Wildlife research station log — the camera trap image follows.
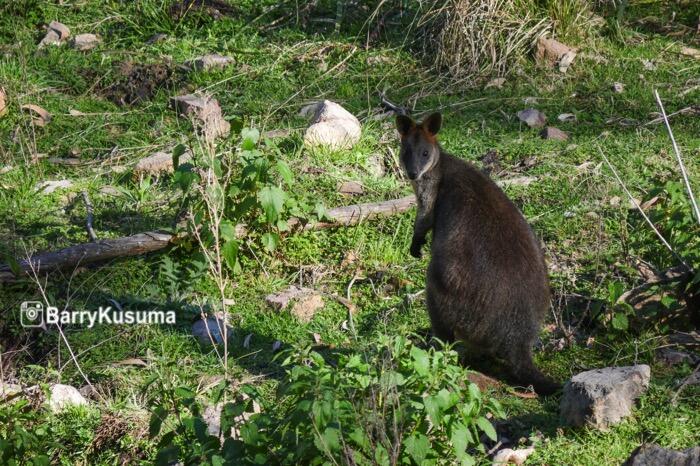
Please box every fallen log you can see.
[0,195,417,282]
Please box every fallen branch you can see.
[616,264,693,306]
[0,171,549,283]
[81,191,97,242]
[0,196,418,282]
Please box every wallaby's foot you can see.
[508,356,562,396]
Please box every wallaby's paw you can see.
[410,244,422,258]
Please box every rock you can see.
[557,113,577,122]
[303,100,361,150]
[517,108,547,128]
[192,317,234,346]
[558,50,577,73]
[612,82,625,93]
[0,383,22,400]
[99,185,121,196]
[266,286,325,323]
[38,21,70,47]
[366,153,385,177]
[338,181,364,195]
[560,365,650,430]
[641,59,656,71]
[680,46,700,59]
[299,102,321,118]
[540,126,569,141]
[203,403,223,436]
[497,176,537,188]
[170,94,230,141]
[36,179,73,194]
[657,348,699,367]
[186,54,235,71]
[623,444,700,466]
[134,149,192,176]
[146,33,168,44]
[71,33,101,51]
[535,37,575,68]
[262,128,292,139]
[48,384,88,412]
[0,165,12,174]
[492,446,535,465]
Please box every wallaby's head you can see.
[396,112,442,181]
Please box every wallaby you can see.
[397,112,560,395]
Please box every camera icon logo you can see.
[20,301,44,328]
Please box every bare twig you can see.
[653,89,700,225]
[671,363,699,406]
[597,145,690,271]
[81,191,98,242]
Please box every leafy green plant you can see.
[0,400,54,466]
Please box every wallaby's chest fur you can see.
[396,112,559,395]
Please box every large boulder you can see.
[560,365,650,430]
[623,444,700,466]
[303,100,361,150]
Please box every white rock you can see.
[186,54,235,71]
[304,100,361,150]
[612,82,625,93]
[134,149,192,176]
[493,447,535,465]
[49,384,88,412]
[71,33,101,51]
[558,113,577,122]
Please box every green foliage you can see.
[0,401,53,466]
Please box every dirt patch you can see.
[103,61,175,106]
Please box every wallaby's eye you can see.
[422,150,429,158]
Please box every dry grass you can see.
[416,0,550,81]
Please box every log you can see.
[0,196,418,282]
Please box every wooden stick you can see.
[81,191,98,242]
[0,196,418,282]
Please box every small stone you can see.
[557,113,577,122]
[558,50,577,73]
[517,108,547,128]
[71,34,101,51]
[623,444,700,466]
[304,100,361,150]
[38,29,62,48]
[192,317,234,346]
[0,383,22,400]
[36,179,73,194]
[612,82,625,93]
[49,384,88,412]
[497,176,537,188]
[134,149,192,176]
[99,185,121,196]
[186,54,235,71]
[641,59,656,71]
[680,46,700,59]
[203,403,223,436]
[535,37,574,67]
[492,446,535,465]
[262,129,292,139]
[560,365,650,430]
[540,126,569,141]
[170,94,230,141]
[657,347,699,367]
[338,181,364,195]
[266,286,324,323]
[48,21,70,40]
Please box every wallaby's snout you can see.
[396,113,442,181]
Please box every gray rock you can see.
[540,126,569,141]
[170,94,230,141]
[0,383,22,400]
[186,54,235,71]
[203,402,223,436]
[146,33,168,44]
[49,21,70,40]
[560,365,650,429]
[516,108,547,128]
[304,100,361,150]
[623,444,700,466]
[192,317,234,346]
[657,347,699,367]
[39,21,70,48]
[266,286,324,323]
[71,33,101,51]
[366,153,386,177]
[48,384,88,412]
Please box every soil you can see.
[103,61,175,106]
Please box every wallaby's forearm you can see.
[410,188,436,257]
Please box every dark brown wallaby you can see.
[397,112,560,395]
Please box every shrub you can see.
[149,335,505,465]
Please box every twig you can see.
[81,191,97,242]
[671,363,699,406]
[378,92,409,115]
[645,105,699,125]
[653,89,700,225]
[596,145,690,271]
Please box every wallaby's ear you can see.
[396,114,415,137]
[422,112,442,136]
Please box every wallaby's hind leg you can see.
[506,347,561,396]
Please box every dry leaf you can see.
[243,333,252,349]
[69,109,86,116]
[21,104,51,126]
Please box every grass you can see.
[1,0,700,464]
